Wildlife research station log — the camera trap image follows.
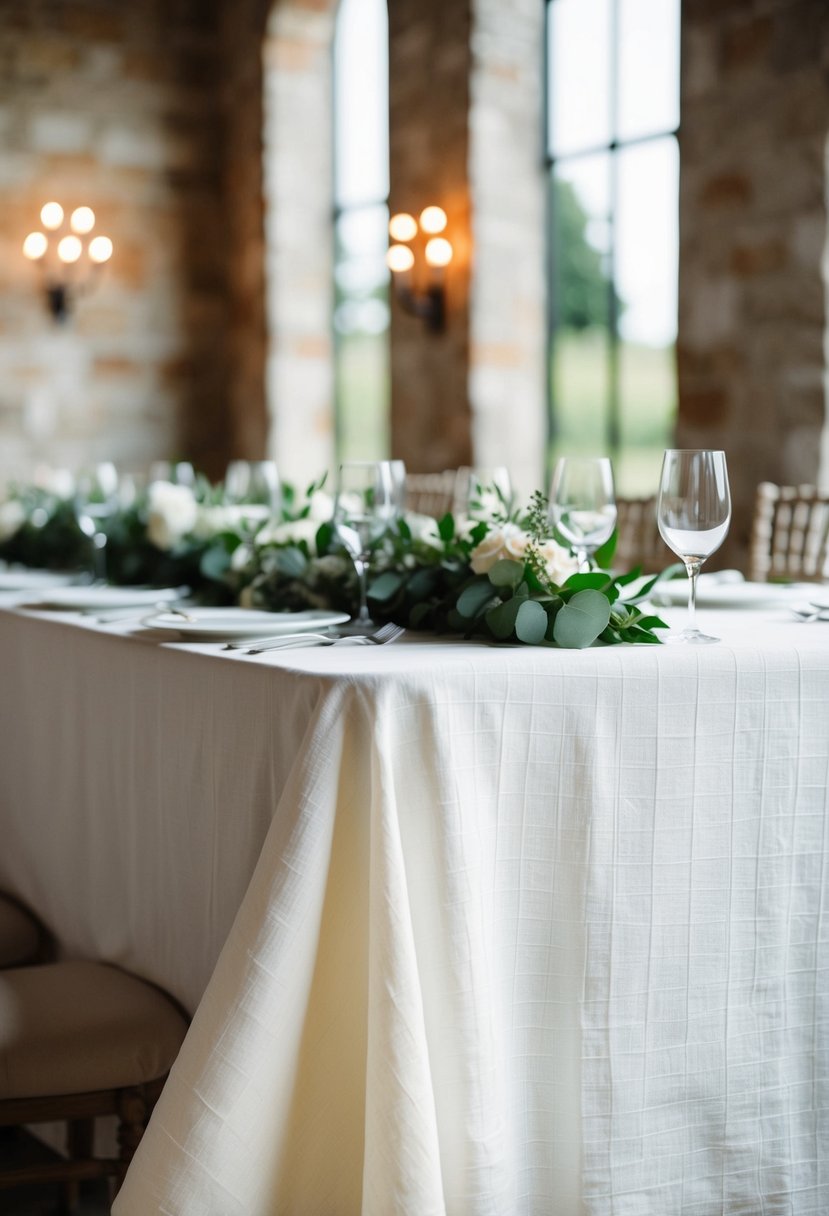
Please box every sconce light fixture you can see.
[23,202,114,322]
[386,206,453,333]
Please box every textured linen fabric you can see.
[0,603,827,1214]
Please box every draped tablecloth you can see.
[0,602,827,1215]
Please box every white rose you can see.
[538,539,579,585]
[256,518,319,553]
[404,512,442,549]
[32,465,75,499]
[307,490,334,522]
[470,524,529,574]
[146,481,198,551]
[502,526,532,562]
[230,543,253,572]
[0,499,25,542]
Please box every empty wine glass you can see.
[149,461,195,487]
[458,466,513,520]
[224,461,281,514]
[657,449,731,644]
[389,460,407,513]
[549,456,617,570]
[75,463,119,582]
[333,461,397,629]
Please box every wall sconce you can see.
[386,206,453,333]
[23,202,114,322]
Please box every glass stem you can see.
[685,559,701,633]
[93,533,108,583]
[353,554,371,625]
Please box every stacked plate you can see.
[139,608,350,642]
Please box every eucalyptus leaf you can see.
[485,596,523,639]
[199,546,232,581]
[562,571,617,599]
[368,570,405,603]
[274,546,308,577]
[515,599,549,644]
[457,579,498,619]
[552,588,612,649]
[488,559,525,588]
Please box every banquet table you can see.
[0,597,827,1215]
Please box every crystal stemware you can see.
[149,461,195,487]
[549,456,617,570]
[333,461,396,629]
[224,461,281,514]
[75,463,119,583]
[656,449,731,644]
[457,466,513,520]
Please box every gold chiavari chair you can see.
[749,482,829,583]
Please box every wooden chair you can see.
[0,960,188,1208]
[0,894,40,968]
[615,497,674,573]
[749,482,829,583]
[404,470,457,518]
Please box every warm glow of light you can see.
[388,212,417,242]
[57,235,83,264]
[88,235,113,264]
[425,237,453,268]
[70,206,95,235]
[419,206,447,235]
[23,231,48,260]
[386,244,415,273]
[40,202,64,230]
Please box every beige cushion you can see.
[0,961,188,1100]
[0,895,39,968]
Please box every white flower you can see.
[470,524,527,574]
[192,504,269,541]
[307,490,334,522]
[230,543,253,572]
[404,512,442,548]
[538,539,579,585]
[256,518,319,554]
[0,499,25,542]
[32,465,75,499]
[146,481,198,551]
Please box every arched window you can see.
[333,0,390,461]
[545,0,680,495]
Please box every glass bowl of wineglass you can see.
[333,461,397,631]
[74,463,120,583]
[549,456,617,571]
[656,449,731,643]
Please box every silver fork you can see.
[240,622,404,654]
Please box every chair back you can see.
[615,496,674,573]
[750,482,829,582]
[404,470,457,518]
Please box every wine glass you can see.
[224,460,282,528]
[457,466,513,520]
[333,461,397,629]
[75,463,119,583]
[549,456,617,570]
[657,449,731,644]
[149,461,195,487]
[389,460,407,513]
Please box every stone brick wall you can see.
[678,0,829,565]
[388,0,474,474]
[0,0,231,482]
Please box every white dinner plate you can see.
[0,568,76,592]
[28,585,188,610]
[652,576,815,609]
[139,608,351,641]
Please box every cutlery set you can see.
[226,622,404,653]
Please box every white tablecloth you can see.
[1,602,827,1214]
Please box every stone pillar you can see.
[388,0,473,474]
[469,0,547,503]
[262,0,338,489]
[678,0,829,565]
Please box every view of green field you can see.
[550,328,677,498]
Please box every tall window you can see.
[333,0,390,461]
[546,0,680,496]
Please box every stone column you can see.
[678,0,829,565]
[388,0,474,474]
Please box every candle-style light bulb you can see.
[425,237,453,268]
[419,206,448,235]
[389,213,418,242]
[57,235,83,264]
[386,245,415,274]
[23,232,48,260]
[70,206,95,235]
[88,236,113,264]
[40,202,64,230]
